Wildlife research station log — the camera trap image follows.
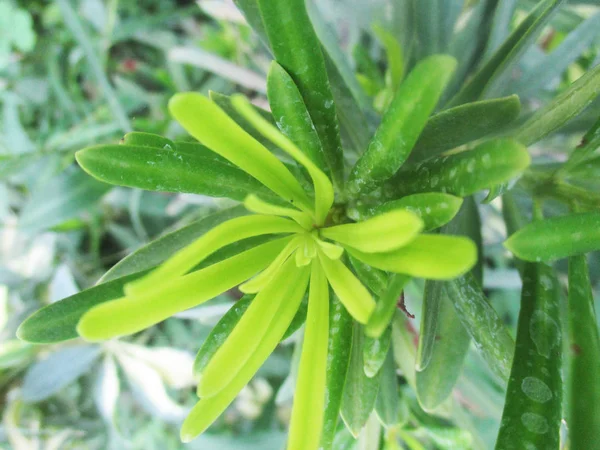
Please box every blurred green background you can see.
[0,1,599,449]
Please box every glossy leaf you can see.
[287,262,329,450]
[445,273,514,382]
[416,282,471,411]
[258,0,344,187]
[231,94,334,225]
[364,193,463,231]
[267,61,327,171]
[516,63,600,146]
[504,212,600,262]
[77,238,290,341]
[76,143,266,201]
[101,207,248,282]
[180,267,310,442]
[168,93,313,213]
[321,210,423,253]
[365,274,409,339]
[320,298,353,450]
[341,323,381,437]
[374,348,401,427]
[363,324,391,378]
[127,215,302,295]
[17,272,142,344]
[349,255,389,297]
[567,255,600,449]
[449,0,565,105]
[121,131,174,148]
[411,95,521,162]
[495,263,563,449]
[383,138,530,198]
[197,256,308,397]
[347,235,477,280]
[319,253,375,324]
[347,55,457,195]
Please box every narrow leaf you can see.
[365,274,409,339]
[375,348,402,427]
[347,55,457,195]
[321,210,423,253]
[516,63,600,146]
[341,324,381,437]
[321,298,353,450]
[347,235,477,280]
[197,256,308,397]
[411,95,521,162]
[364,193,463,231]
[504,212,600,262]
[288,262,329,450]
[267,61,328,171]
[180,266,310,442]
[76,143,267,201]
[363,325,391,378]
[258,0,344,187]
[495,263,563,449]
[567,255,600,449]
[383,138,530,199]
[77,238,291,341]
[318,253,375,324]
[168,93,313,213]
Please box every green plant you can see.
[14,0,600,449]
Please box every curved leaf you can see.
[347,55,457,195]
[504,212,600,261]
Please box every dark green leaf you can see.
[504,212,600,261]
[411,95,521,162]
[567,255,600,449]
[76,142,266,201]
[365,274,410,339]
[258,0,344,187]
[121,131,174,148]
[341,323,381,437]
[375,348,403,427]
[495,263,563,449]
[349,255,389,297]
[267,62,327,170]
[363,325,391,378]
[321,297,353,450]
[516,63,600,146]
[449,0,565,106]
[347,55,457,195]
[383,138,530,199]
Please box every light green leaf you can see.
[77,238,291,341]
[197,256,308,397]
[347,55,457,195]
[76,142,268,201]
[411,95,521,162]
[121,131,174,148]
[321,297,353,450]
[318,253,375,324]
[347,235,477,280]
[267,61,328,171]
[516,63,600,146]
[373,24,404,91]
[559,114,600,175]
[127,215,302,295]
[288,262,329,450]
[495,263,563,449]
[383,138,530,199]
[364,193,463,231]
[504,212,600,261]
[365,274,409,339]
[168,93,313,213]
[180,266,310,442]
[341,323,381,437]
[321,210,423,253]
[567,255,600,449]
[258,0,344,187]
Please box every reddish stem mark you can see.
[397,291,415,319]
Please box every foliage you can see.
[2,0,600,449]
